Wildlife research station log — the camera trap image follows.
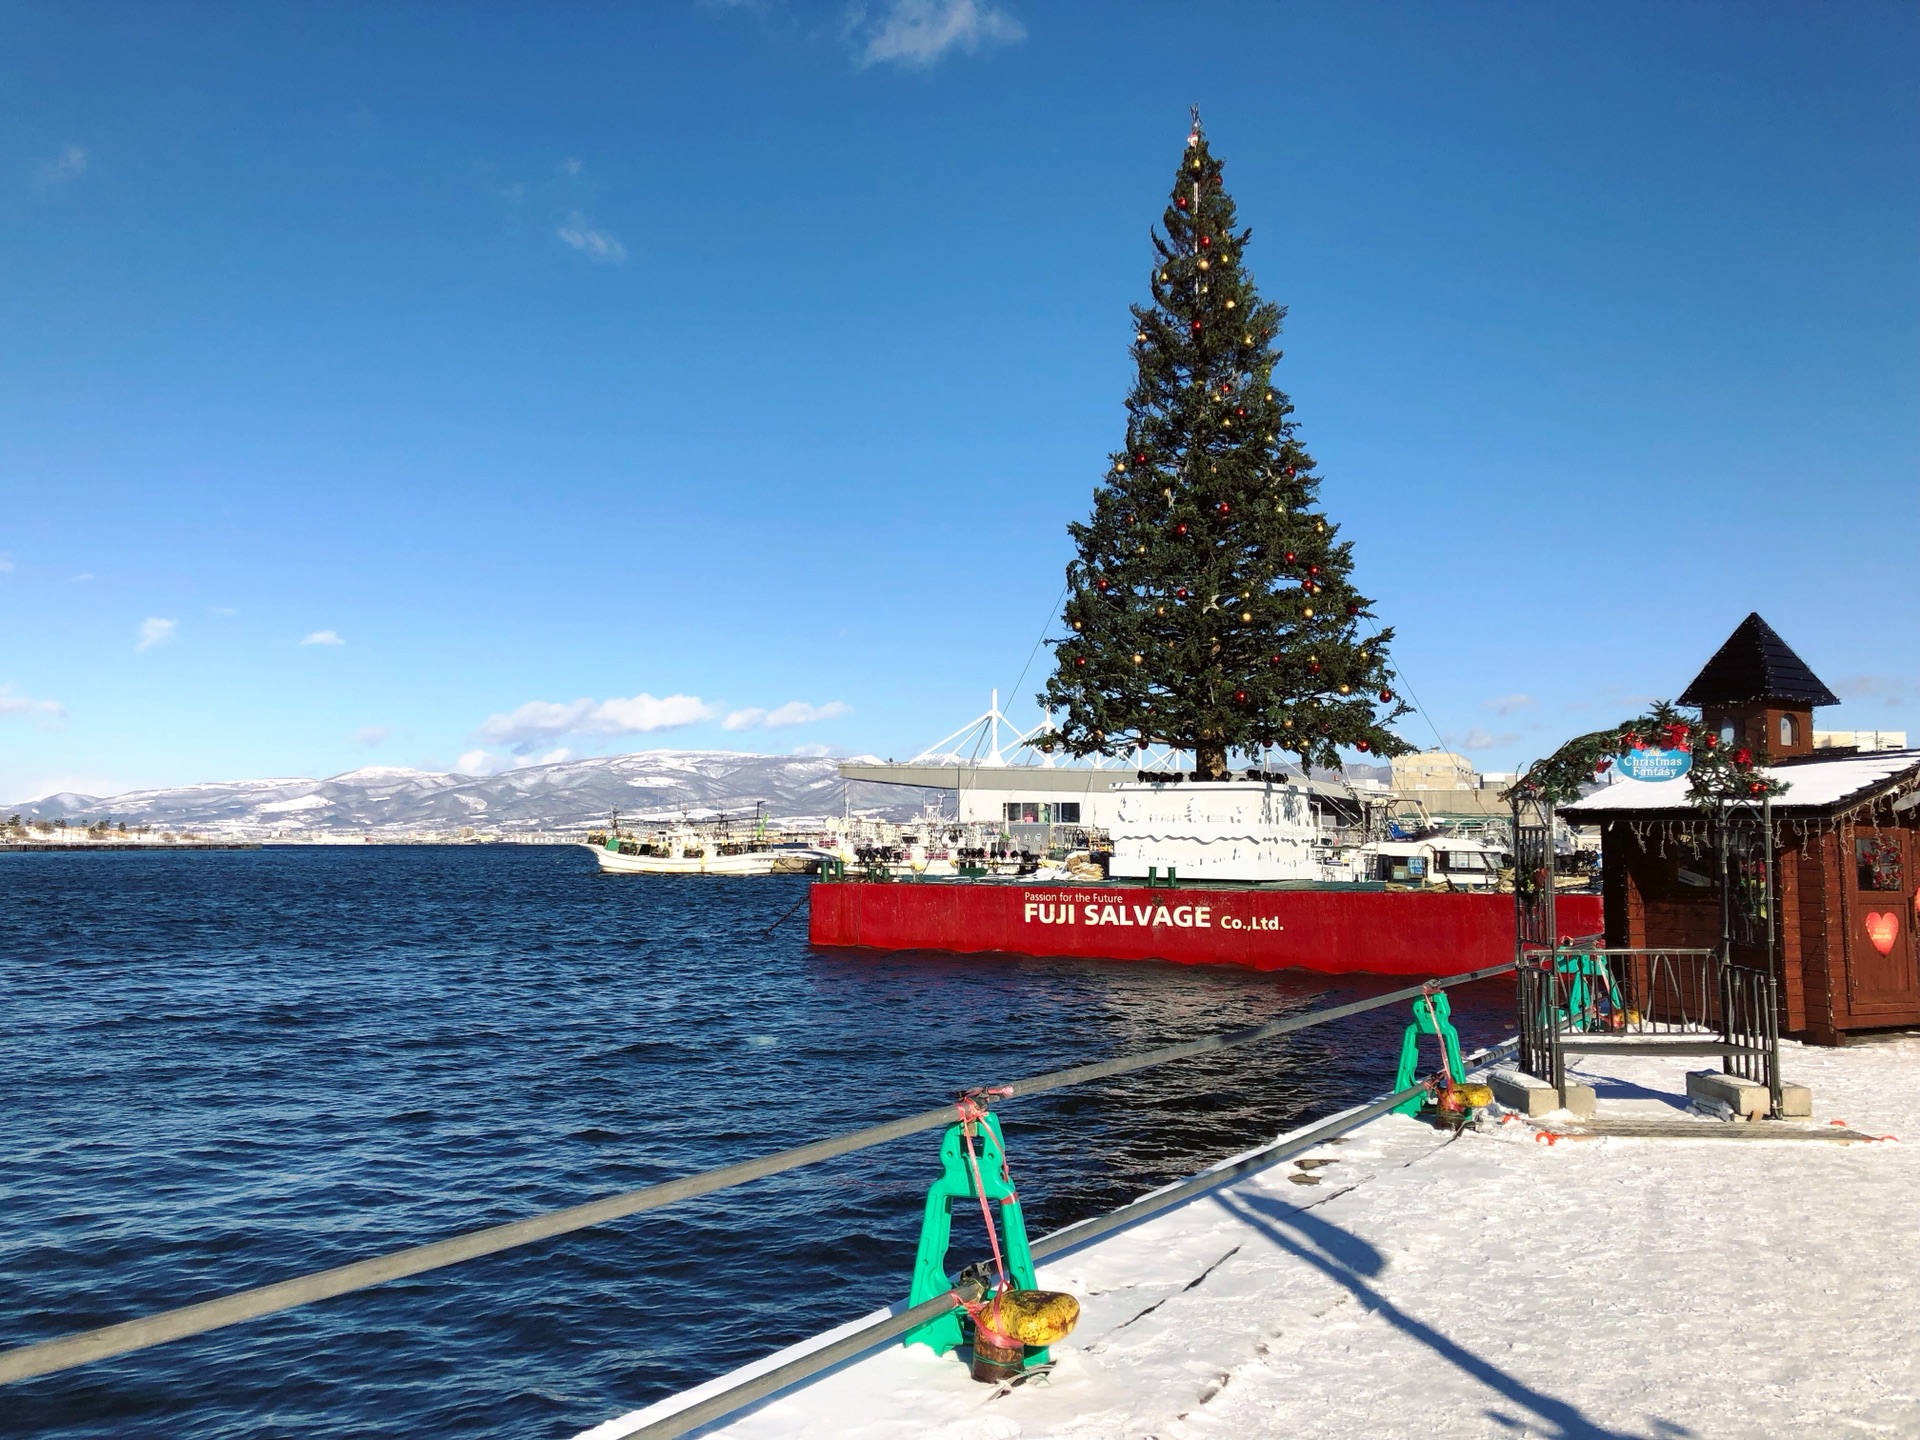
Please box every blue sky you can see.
[2,1,1915,802]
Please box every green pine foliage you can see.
[1041,116,1412,779]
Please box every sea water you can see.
[1,846,1515,1438]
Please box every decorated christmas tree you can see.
[1040,112,1411,780]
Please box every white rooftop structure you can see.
[1564,750,1920,820]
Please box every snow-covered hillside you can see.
[5,752,949,836]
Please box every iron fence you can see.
[1515,945,1781,1116]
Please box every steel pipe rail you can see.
[612,1039,1518,1440]
[0,960,1516,1388]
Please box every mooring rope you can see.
[0,960,1516,1388]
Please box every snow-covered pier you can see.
[586,1037,1917,1440]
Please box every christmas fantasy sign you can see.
[1038,112,1411,781]
[1616,747,1693,782]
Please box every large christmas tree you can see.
[1040,113,1411,780]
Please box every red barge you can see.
[809,880,1602,978]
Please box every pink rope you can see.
[955,1088,1015,1295]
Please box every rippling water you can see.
[2,846,1517,1438]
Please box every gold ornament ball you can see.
[1132,653,1143,665]
[1241,611,1252,622]
[1339,684,1350,694]
[1303,606,1314,618]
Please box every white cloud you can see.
[1449,727,1521,751]
[300,630,345,646]
[352,725,393,747]
[558,212,627,262]
[0,552,15,572]
[852,0,1025,67]
[37,144,88,187]
[724,699,852,730]
[765,699,852,728]
[1836,673,1912,707]
[136,617,177,651]
[0,687,65,723]
[1482,693,1536,717]
[475,692,718,749]
[562,157,583,177]
[456,745,574,776]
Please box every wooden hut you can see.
[1563,614,1920,1044]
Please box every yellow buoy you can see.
[1440,1082,1494,1112]
[988,1289,1081,1347]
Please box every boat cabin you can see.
[1356,839,1504,890]
[1563,615,1920,1044]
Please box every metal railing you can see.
[1516,945,1781,1114]
[0,961,1518,1392]
[614,1038,1518,1440]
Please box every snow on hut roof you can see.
[1676,612,1841,708]
[1563,749,1920,820]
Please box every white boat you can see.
[587,841,782,876]
[1351,836,1506,889]
[584,814,786,876]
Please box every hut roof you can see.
[1677,613,1840,708]
[1562,750,1920,822]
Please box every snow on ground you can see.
[583,1036,1919,1440]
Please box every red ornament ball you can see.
[1379,689,1394,703]
[1234,690,1248,704]
[1286,465,1296,477]
[1175,586,1189,598]
[1346,601,1360,616]
[1284,550,1296,564]
[1236,407,1245,417]
[1308,659,1321,674]
[1308,564,1320,576]
[1356,739,1370,752]
[1176,196,1188,209]
[1199,235,1211,248]
[1135,454,1146,464]
[1216,502,1230,515]
[1735,747,1753,766]
[1749,781,1766,794]
[1176,523,1189,537]
[1190,321,1202,333]
[1269,654,1281,667]
[1075,656,1087,668]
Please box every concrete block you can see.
[1779,1082,1813,1119]
[1560,1081,1597,1118]
[1686,1069,1768,1119]
[1490,1070,1558,1117]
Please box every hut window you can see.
[1719,722,1736,745]
[1779,714,1797,747]
[1855,837,1903,892]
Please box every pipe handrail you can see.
[0,960,1516,1388]
[610,1040,1518,1439]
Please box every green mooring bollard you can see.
[1392,989,1467,1115]
[903,1111,1046,1365]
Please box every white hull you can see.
[586,844,782,876]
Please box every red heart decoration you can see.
[1864,912,1898,955]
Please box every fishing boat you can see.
[584,809,793,876]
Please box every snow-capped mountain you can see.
[6,752,949,836]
